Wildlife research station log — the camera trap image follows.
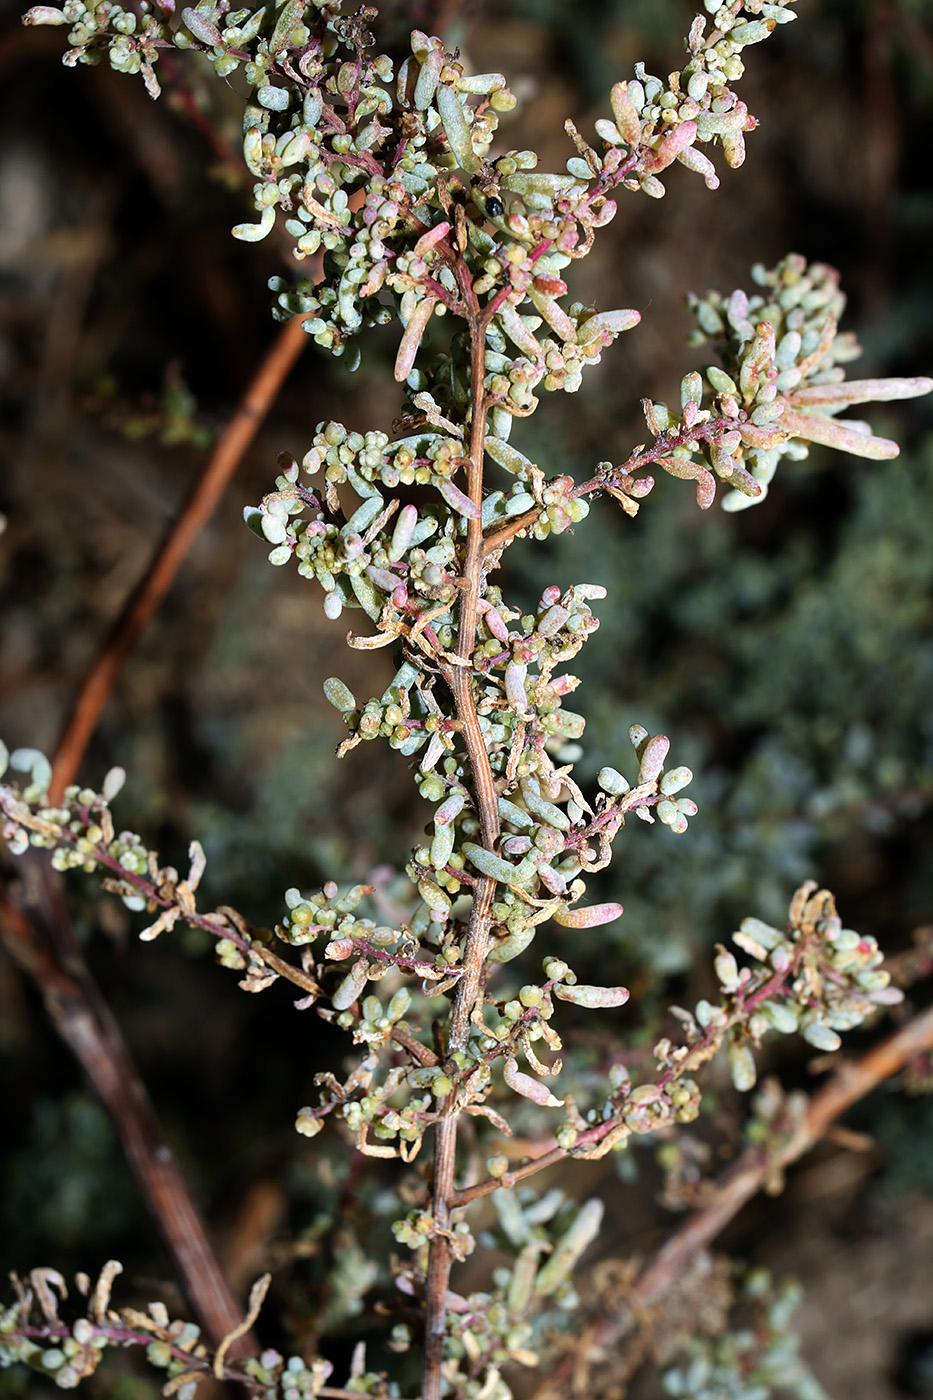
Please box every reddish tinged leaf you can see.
[553,902,623,928]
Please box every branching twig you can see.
[632,1002,933,1317]
[12,1314,383,1399]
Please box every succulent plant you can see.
[3,0,930,1396]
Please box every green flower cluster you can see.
[248,428,594,647]
[241,1349,343,1400]
[0,746,153,894]
[23,0,167,92]
[402,717,696,955]
[296,944,633,1159]
[248,429,467,625]
[0,1261,389,1399]
[0,1308,107,1391]
[479,296,640,421]
[277,879,382,947]
[303,865,898,1190]
[0,1265,206,1397]
[686,254,865,509]
[298,1042,451,1159]
[32,0,788,409]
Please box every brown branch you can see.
[49,312,309,803]
[0,874,255,1357]
[452,1136,563,1207]
[445,314,501,1047]
[539,1002,933,1391]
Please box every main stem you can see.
[422,312,501,1400]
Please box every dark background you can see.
[2,0,933,1395]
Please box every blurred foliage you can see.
[872,1093,933,1199]
[0,1094,144,1267]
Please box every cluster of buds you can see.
[25,0,804,418]
[428,1192,605,1389]
[622,254,933,513]
[0,745,198,918]
[480,289,641,422]
[23,0,169,93]
[299,1051,442,1161]
[666,880,902,1095]
[249,433,465,628]
[0,746,124,869]
[294,942,627,1154]
[400,717,695,958]
[592,2,800,200]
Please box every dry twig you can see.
[50,311,308,802]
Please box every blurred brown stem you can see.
[539,1001,933,1393]
[50,310,308,803]
[628,1002,933,1321]
[0,877,253,1355]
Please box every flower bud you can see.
[553,983,629,1008]
[597,766,629,796]
[800,1018,842,1052]
[728,1040,757,1092]
[503,1058,561,1107]
[332,960,368,1011]
[552,902,623,928]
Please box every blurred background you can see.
[2,0,933,1395]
